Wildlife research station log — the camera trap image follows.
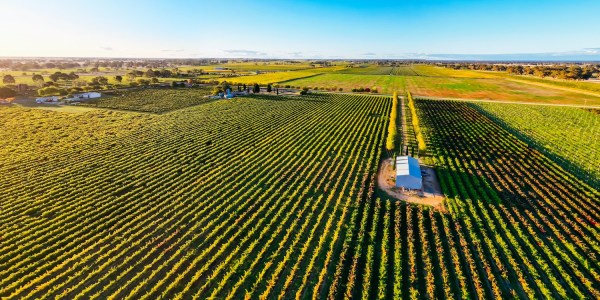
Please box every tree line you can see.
[435,63,599,80]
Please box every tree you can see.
[126,73,136,83]
[137,78,150,86]
[32,74,44,82]
[566,66,583,80]
[49,72,65,82]
[91,76,109,86]
[300,87,309,95]
[145,69,156,78]
[0,87,16,98]
[2,74,15,85]
[115,75,123,83]
[151,77,159,84]
[68,72,79,80]
[220,81,231,92]
[32,74,45,87]
[212,85,224,95]
[253,83,260,93]
[38,86,67,96]
[266,84,272,93]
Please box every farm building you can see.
[395,156,422,190]
[73,92,101,99]
[35,96,59,103]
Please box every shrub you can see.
[38,86,67,96]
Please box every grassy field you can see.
[406,76,600,105]
[334,65,419,76]
[410,65,499,78]
[391,65,419,76]
[179,62,340,73]
[281,73,406,92]
[279,70,600,105]
[335,66,395,75]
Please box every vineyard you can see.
[472,102,600,189]
[0,93,599,299]
[80,87,214,113]
[0,93,390,299]
[414,99,600,298]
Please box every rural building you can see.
[395,156,422,190]
[73,92,101,99]
[35,96,59,103]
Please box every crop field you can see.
[1,91,599,299]
[406,76,600,106]
[335,66,418,76]
[282,73,406,93]
[410,65,498,79]
[279,73,600,105]
[0,93,391,299]
[391,66,419,76]
[217,71,320,85]
[410,99,600,298]
[472,102,600,188]
[335,66,395,75]
[79,87,214,113]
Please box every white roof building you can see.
[73,92,101,99]
[395,156,422,190]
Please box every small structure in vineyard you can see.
[395,156,422,190]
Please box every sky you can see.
[1,0,599,60]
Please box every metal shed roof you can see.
[396,156,421,179]
[396,156,422,189]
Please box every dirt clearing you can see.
[378,157,446,212]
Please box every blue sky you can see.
[1,0,599,60]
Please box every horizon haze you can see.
[1,0,599,61]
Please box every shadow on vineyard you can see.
[470,102,600,191]
[416,99,600,298]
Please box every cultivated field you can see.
[472,102,600,188]
[1,92,598,299]
[414,99,600,298]
[0,93,390,299]
[218,71,320,85]
[80,87,214,113]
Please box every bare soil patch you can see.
[377,157,446,212]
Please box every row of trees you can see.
[385,92,398,151]
[407,91,426,156]
[436,63,599,80]
[351,87,378,93]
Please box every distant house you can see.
[36,96,60,103]
[395,156,422,190]
[72,92,101,99]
